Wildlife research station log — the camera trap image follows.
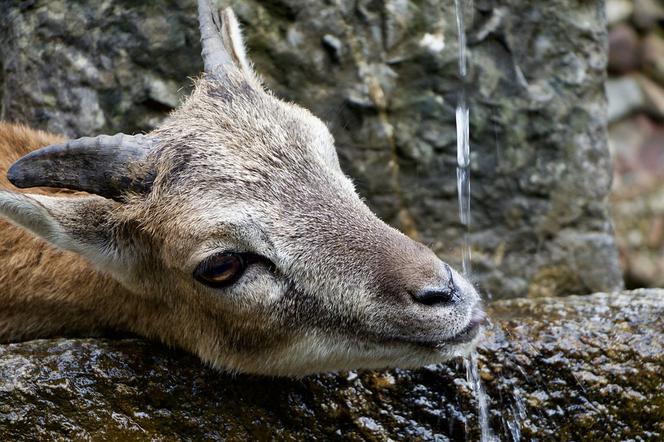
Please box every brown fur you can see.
[0,124,123,340]
[0,124,222,358]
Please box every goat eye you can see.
[194,253,246,288]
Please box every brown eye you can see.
[194,253,246,288]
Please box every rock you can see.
[608,24,641,74]
[0,0,624,299]
[636,74,664,119]
[633,0,664,31]
[611,116,664,286]
[145,74,183,109]
[607,76,646,122]
[607,0,634,25]
[609,114,657,179]
[0,289,661,440]
[322,34,344,63]
[609,110,664,287]
[642,32,664,85]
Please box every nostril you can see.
[412,286,459,306]
[412,264,461,306]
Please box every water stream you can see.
[453,1,496,441]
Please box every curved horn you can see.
[198,0,234,74]
[7,133,157,201]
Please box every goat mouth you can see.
[440,306,487,346]
[376,306,487,350]
[441,317,483,346]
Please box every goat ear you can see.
[197,3,260,86]
[219,8,254,77]
[0,191,132,271]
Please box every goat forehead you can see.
[155,96,336,192]
[169,78,329,156]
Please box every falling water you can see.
[454,0,472,278]
[465,353,493,441]
[453,1,496,441]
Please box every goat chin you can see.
[200,328,483,377]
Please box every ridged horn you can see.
[198,0,233,74]
[7,133,157,201]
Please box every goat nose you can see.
[412,265,461,306]
[412,286,459,306]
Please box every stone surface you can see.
[607,0,634,25]
[633,0,664,31]
[0,0,623,299]
[638,73,664,119]
[605,0,664,287]
[610,114,664,287]
[612,186,664,287]
[0,289,662,441]
[642,32,664,85]
[607,76,646,122]
[608,24,641,74]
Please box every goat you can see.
[0,0,484,376]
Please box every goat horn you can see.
[197,0,237,74]
[7,133,157,201]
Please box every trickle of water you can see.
[506,387,527,442]
[456,100,470,169]
[465,353,495,442]
[456,165,471,275]
[455,1,472,280]
[454,0,468,78]
[453,1,497,441]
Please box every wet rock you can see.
[0,289,661,440]
[0,0,623,299]
[608,24,641,74]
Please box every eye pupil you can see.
[194,254,246,288]
[207,256,241,281]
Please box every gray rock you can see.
[607,76,646,122]
[633,0,664,31]
[637,74,664,119]
[642,32,664,85]
[0,0,624,299]
[610,115,664,287]
[0,289,662,440]
[608,24,641,74]
[608,73,664,122]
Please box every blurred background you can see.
[606,0,664,289]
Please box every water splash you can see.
[453,1,497,441]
